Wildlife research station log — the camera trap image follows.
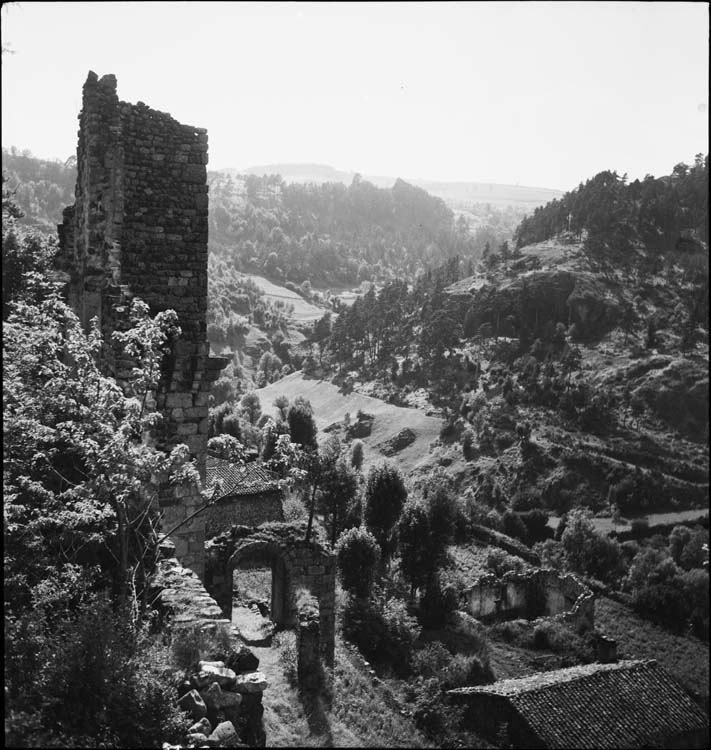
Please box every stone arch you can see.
[204,525,336,665]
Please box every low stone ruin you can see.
[150,543,268,747]
[462,567,594,631]
[176,654,267,747]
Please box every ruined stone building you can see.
[57,71,227,577]
[204,458,285,537]
[57,74,337,667]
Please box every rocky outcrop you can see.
[632,357,709,440]
[451,269,622,340]
[377,427,416,456]
[346,410,375,439]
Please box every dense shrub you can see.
[5,594,189,748]
[364,462,408,559]
[561,508,626,584]
[669,525,709,570]
[441,653,495,690]
[336,526,381,599]
[418,575,459,629]
[342,591,420,676]
[411,641,452,678]
[486,548,524,577]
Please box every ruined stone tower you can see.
[58,72,226,577]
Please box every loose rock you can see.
[178,689,208,720]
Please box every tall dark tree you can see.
[364,463,408,560]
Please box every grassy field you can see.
[242,273,325,322]
[255,372,443,475]
[595,596,709,700]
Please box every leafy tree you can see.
[364,463,408,560]
[319,455,359,547]
[425,485,457,564]
[669,525,709,571]
[4,294,197,615]
[273,394,290,422]
[240,391,262,425]
[311,312,332,366]
[350,438,364,471]
[2,179,58,319]
[398,501,432,598]
[207,434,246,464]
[288,396,318,450]
[561,508,624,583]
[336,526,381,599]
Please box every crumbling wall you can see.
[58,72,227,577]
[150,541,267,747]
[462,568,594,631]
[205,523,336,666]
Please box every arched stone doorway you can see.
[204,525,336,665]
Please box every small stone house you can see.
[448,659,708,749]
[205,457,284,537]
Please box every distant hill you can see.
[221,162,563,210]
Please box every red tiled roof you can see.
[206,457,280,498]
[449,659,708,749]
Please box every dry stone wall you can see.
[58,72,227,577]
[150,542,267,747]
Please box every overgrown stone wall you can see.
[205,523,336,666]
[58,72,227,577]
[150,542,268,747]
[462,568,594,631]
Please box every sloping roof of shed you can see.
[206,457,280,498]
[449,659,708,749]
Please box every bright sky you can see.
[1,1,708,191]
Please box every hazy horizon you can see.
[2,1,708,193]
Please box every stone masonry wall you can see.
[58,72,227,577]
[205,524,336,666]
[463,568,594,632]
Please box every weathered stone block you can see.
[178,689,207,720]
[233,671,268,694]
